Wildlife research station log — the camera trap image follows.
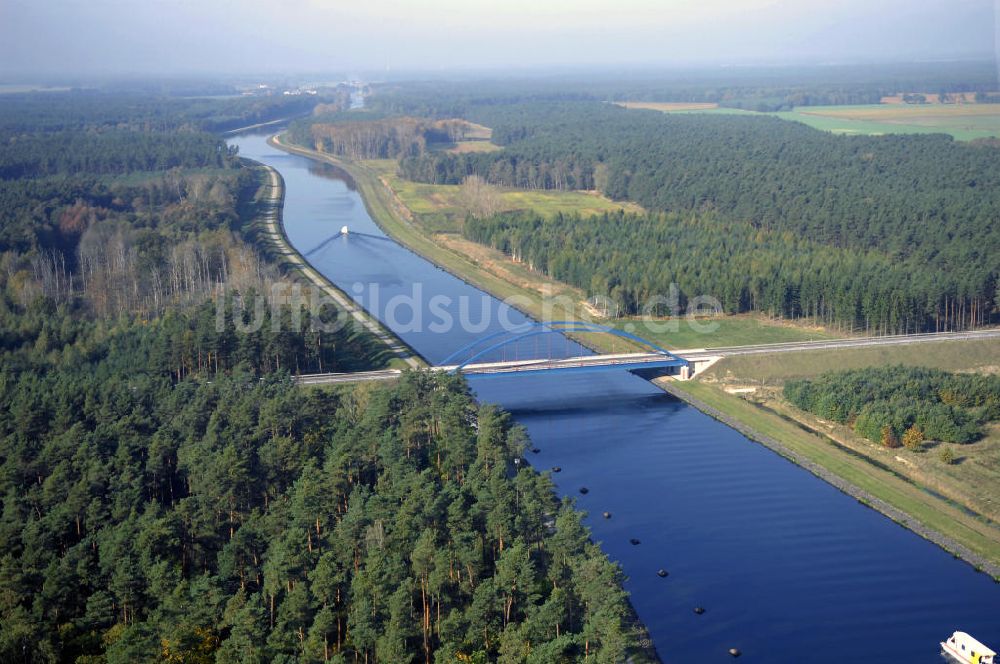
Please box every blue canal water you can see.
[232,130,1000,663]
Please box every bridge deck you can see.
[295,330,1000,386]
[439,352,687,376]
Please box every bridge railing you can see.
[438,321,688,373]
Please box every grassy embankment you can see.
[666,339,1000,569]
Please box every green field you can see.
[629,102,1000,141]
[774,105,1000,141]
[591,316,843,353]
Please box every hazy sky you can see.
[1,0,996,77]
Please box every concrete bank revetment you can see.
[249,160,422,369]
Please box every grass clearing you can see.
[441,140,503,154]
[364,159,643,235]
[881,93,980,104]
[427,121,499,154]
[458,121,493,141]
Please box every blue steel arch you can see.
[440,321,685,372]
[438,323,536,365]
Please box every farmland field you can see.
[622,100,1000,140]
[775,104,1000,140]
[881,93,978,104]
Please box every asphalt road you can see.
[295,329,1000,385]
[675,328,1000,361]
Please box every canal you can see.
[232,130,999,663]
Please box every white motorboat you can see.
[942,631,995,664]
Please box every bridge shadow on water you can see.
[500,390,686,421]
[470,370,688,422]
[303,230,394,258]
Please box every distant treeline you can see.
[784,366,1000,446]
[0,90,320,134]
[0,130,235,179]
[367,61,998,114]
[0,88,327,320]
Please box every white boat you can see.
[942,631,995,664]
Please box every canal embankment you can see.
[659,377,1000,577]
[245,158,423,369]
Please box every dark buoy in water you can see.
[657,569,668,578]
[728,648,741,657]
[531,448,541,454]
[630,538,641,545]
[602,511,612,519]
[693,607,705,615]
[579,487,589,495]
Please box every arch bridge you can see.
[437,321,692,379]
